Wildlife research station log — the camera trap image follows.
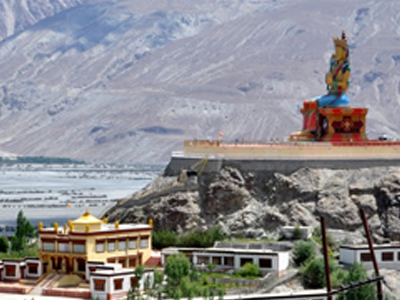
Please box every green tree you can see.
[301,258,326,288]
[337,263,376,300]
[293,240,316,266]
[237,263,259,278]
[134,265,145,287]
[0,236,9,253]
[153,269,164,288]
[11,211,35,252]
[301,257,341,289]
[164,253,191,288]
[152,230,178,250]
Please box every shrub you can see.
[301,258,326,288]
[152,230,178,250]
[301,257,341,289]
[293,225,302,240]
[237,263,259,278]
[293,240,316,266]
[337,263,376,300]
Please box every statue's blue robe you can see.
[313,94,349,107]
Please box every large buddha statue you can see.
[302,31,350,133]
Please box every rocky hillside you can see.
[104,166,400,241]
[1,0,400,163]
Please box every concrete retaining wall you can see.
[165,155,400,176]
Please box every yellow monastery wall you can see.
[183,142,400,159]
[86,229,152,263]
[39,229,152,266]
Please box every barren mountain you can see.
[1,0,400,163]
[104,166,400,241]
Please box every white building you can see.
[340,244,400,270]
[0,258,41,282]
[162,242,290,274]
[89,262,154,300]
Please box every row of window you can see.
[3,264,40,277]
[42,242,85,254]
[96,238,148,253]
[41,238,149,254]
[94,277,137,291]
[360,251,400,262]
[196,256,272,268]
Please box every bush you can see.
[301,257,342,289]
[293,240,316,266]
[337,263,376,300]
[237,263,259,278]
[152,230,178,250]
[293,225,302,240]
[301,258,326,288]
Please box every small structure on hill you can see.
[340,243,400,270]
[161,242,290,275]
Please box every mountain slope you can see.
[0,0,400,163]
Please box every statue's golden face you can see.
[335,45,347,61]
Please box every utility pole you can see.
[360,208,383,300]
[320,216,332,300]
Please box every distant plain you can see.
[0,164,159,229]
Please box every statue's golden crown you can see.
[333,30,348,49]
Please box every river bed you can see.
[0,164,160,231]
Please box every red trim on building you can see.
[39,227,152,236]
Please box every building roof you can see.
[72,209,102,225]
[340,243,400,250]
[162,247,287,255]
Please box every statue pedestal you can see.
[319,107,368,142]
[289,106,368,142]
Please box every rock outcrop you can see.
[104,166,400,240]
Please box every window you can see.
[5,265,16,277]
[360,253,372,262]
[259,258,272,268]
[129,239,137,249]
[130,277,138,288]
[77,258,86,272]
[223,257,234,266]
[73,244,86,254]
[240,258,253,267]
[114,278,124,290]
[212,256,222,265]
[96,242,104,253]
[129,258,137,268]
[27,263,38,275]
[198,256,209,264]
[42,242,55,252]
[140,237,148,249]
[382,252,394,261]
[58,243,69,253]
[94,279,106,291]
[108,241,115,252]
[118,240,126,251]
[120,259,126,268]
